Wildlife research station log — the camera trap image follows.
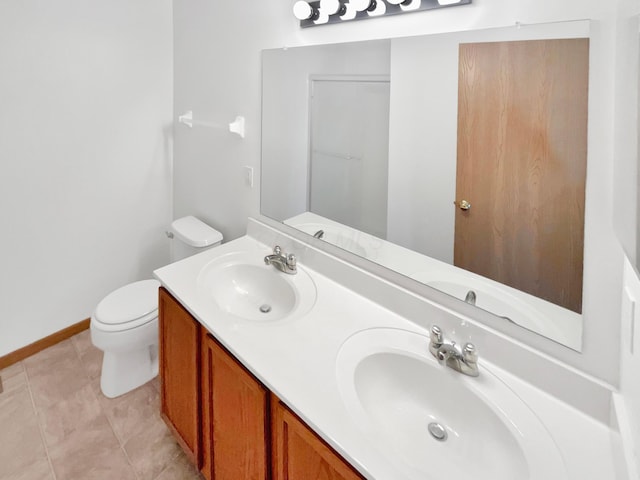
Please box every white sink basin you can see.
[196,251,317,322]
[290,221,371,257]
[336,328,566,480]
[409,270,581,350]
[410,271,544,329]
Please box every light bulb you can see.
[387,0,407,4]
[320,0,342,15]
[400,0,421,10]
[293,1,316,20]
[314,9,330,24]
[340,2,357,19]
[437,0,462,4]
[350,0,375,12]
[367,0,386,16]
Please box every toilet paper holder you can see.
[178,111,245,139]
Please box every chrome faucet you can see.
[465,290,476,305]
[428,325,479,377]
[313,229,325,239]
[264,246,297,275]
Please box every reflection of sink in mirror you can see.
[284,213,384,259]
[196,251,317,322]
[288,222,368,257]
[410,270,581,350]
[425,279,537,325]
[336,328,566,480]
[286,212,582,350]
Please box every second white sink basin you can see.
[336,328,566,480]
[196,251,317,322]
[408,270,582,351]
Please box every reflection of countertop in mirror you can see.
[154,218,616,480]
[285,212,582,351]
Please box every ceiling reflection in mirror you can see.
[260,22,590,351]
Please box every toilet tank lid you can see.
[171,216,223,247]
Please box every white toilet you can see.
[90,216,223,398]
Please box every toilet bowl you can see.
[91,279,160,398]
[90,216,223,398]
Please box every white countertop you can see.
[154,232,618,480]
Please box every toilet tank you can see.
[169,216,223,262]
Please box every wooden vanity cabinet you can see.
[159,287,364,480]
[158,287,201,466]
[200,332,269,480]
[271,396,365,480]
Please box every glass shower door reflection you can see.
[309,77,390,240]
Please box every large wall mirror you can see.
[261,21,591,351]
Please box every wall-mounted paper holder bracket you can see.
[228,116,245,138]
[178,110,194,127]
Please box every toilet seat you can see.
[92,279,160,332]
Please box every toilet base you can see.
[100,344,158,398]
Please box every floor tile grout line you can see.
[119,443,142,480]
[152,449,186,480]
[23,363,58,480]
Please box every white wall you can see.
[0,0,173,356]
[614,0,640,266]
[174,0,624,385]
[387,32,459,263]
[172,0,287,242]
[617,0,640,474]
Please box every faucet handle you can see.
[286,253,297,269]
[463,343,478,363]
[430,325,443,346]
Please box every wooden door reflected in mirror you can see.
[455,39,589,313]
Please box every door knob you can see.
[459,200,471,211]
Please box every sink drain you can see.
[428,422,448,442]
[259,304,272,314]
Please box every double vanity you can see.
[154,218,618,480]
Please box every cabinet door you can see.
[158,287,201,466]
[271,396,365,480]
[201,332,269,480]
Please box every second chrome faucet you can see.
[429,325,479,377]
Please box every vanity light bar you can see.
[293,0,471,27]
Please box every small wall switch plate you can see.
[243,166,254,187]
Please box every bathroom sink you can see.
[335,328,566,480]
[288,221,370,257]
[409,270,581,350]
[196,251,317,322]
[411,271,554,332]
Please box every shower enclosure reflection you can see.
[309,75,390,239]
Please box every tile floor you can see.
[0,330,203,480]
